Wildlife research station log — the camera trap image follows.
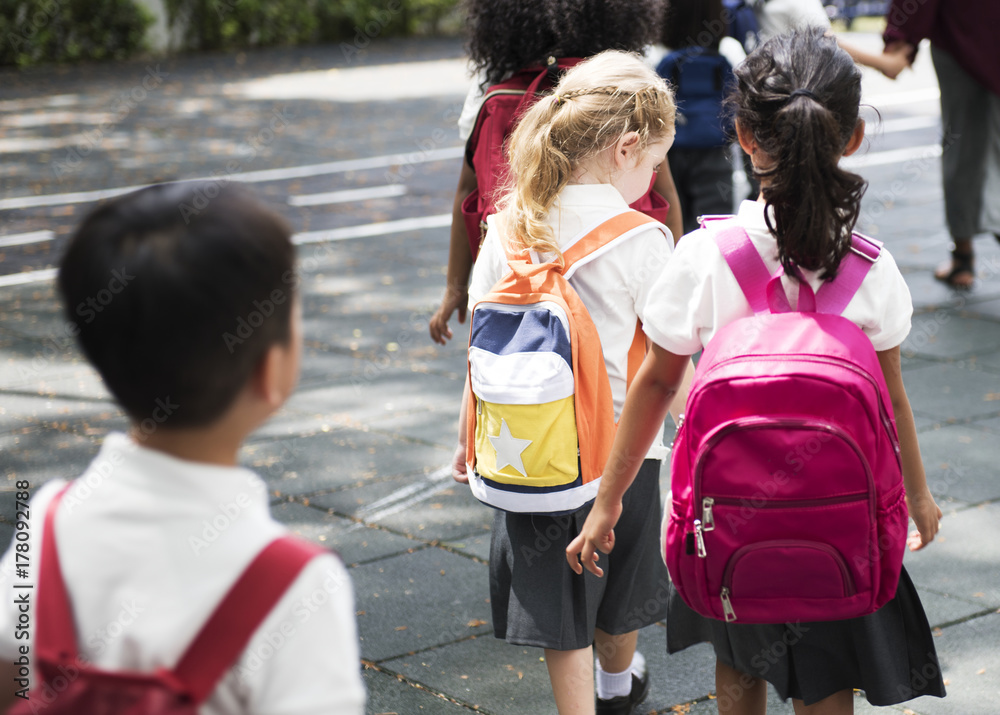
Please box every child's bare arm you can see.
[876,346,942,550]
[0,660,18,708]
[653,165,684,245]
[453,374,471,483]
[431,161,478,345]
[567,343,689,575]
[836,37,912,80]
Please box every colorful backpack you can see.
[466,210,664,514]
[663,218,908,623]
[462,58,669,258]
[656,47,734,149]
[13,487,326,714]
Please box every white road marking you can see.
[289,185,407,207]
[843,143,942,169]
[292,213,451,245]
[0,145,464,211]
[0,230,55,248]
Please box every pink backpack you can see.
[11,486,325,714]
[664,219,908,624]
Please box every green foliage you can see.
[0,0,153,67]
[167,0,461,52]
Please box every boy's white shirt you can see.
[0,433,365,715]
[755,0,831,42]
[468,183,675,459]
[642,200,913,356]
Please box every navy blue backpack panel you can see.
[723,0,762,52]
[656,47,734,149]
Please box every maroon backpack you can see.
[462,58,670,259]
[10,487,326,714]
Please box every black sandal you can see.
[934,248,975,289]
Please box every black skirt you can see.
[490,459,670,651]
[666,566,946,706]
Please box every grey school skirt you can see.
[489,458,669,651]
[666,566,946,706]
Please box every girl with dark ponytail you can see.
[570,29,946,714]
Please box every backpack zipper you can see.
[718,539,857,622]
[692,417,876,531]
[696,354,900,465]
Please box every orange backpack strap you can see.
[561,210,665,279]
[626,320,647,392]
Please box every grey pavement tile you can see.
[308,474,493,542]
[962,297,1000,323]
[905,613,1000,715]
[351,546,492,662]
[0,428,105,486]
[269,501,421,566]
[640,630,718,712]
[679,691,914,713]
[286,369,464,428]
[240,428,451,497]
[903,313,1000,361]
[366,401,462,449]
[965,416,1000,435]
[363,666,476,714]
[904,362,1000,422]
[903,502,1000,608]
[0,393,123,436]
[917,425,1000,505]
[902,270,1000,313]
[917,589,995,631]
[441,533,491,563]
[385,637,555,714]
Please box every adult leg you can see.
[791,689,853,715]
[546,646,596,715]
[931,45,990,288]
[716,660,767,715]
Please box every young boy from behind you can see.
[0,182,366,713]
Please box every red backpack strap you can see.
[36,485,78,663]
[172,535,326,704]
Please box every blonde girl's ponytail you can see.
[497,50,676,257]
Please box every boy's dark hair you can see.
[729,28,867,279]
[58,182,296,428]
[662,0,725,51]
[466,0,665,88]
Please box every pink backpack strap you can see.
[173,535,326,703]
[814,233,882,314]
[38,483,326,705]
[713,222,772,315]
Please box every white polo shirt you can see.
[0,433,365,715]
[642,200,913,356]
[469,183,675,458]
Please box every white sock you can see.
[630,650,646,679]
[595,658,633,700]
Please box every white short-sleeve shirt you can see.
[756,0,832,42]
[468,183,676,458]
[642,200,913,356]
[0,433,366,715]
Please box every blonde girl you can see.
[454,50,686,715]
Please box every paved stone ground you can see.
[1,31,998,715]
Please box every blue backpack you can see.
[656,47,734,149]
[723,0,762,52]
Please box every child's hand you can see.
[906,489,943,551]
[452,443,469,484]
[565,497,623,577]
[878,43,913,80]
[429,288,468,345]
